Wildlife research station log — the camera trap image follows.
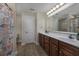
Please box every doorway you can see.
[22,14,36,45]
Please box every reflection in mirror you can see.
[58,15,79,33]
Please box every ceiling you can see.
[15,3,79,18]
[15,3,57,14]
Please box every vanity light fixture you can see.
[46,3,65,16]
[46,8,54,15]
[48,12,54,17]
[46,7,57,15]
[59,3,65,6]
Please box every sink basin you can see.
[57,36,77,42]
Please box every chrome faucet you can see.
[68,34,74,39]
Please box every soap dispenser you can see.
[45,30,48,33]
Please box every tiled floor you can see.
[17,43,47,56]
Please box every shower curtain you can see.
[0,3,16,56]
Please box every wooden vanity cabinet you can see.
[38,33,50,55]
[49,37,59,56]
[59,41,79,56]
[38,33,45,49]
[38,33,79,56]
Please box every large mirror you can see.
[46,14,79,33]
[46,4,79,33]
[58,15,79,33]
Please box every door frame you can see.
[21,12,37,45]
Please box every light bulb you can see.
[60,3,65,6]
[56,4,60,8]
[53,7,56,10]
[47,8,54,15]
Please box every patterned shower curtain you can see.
[0,3,15,56]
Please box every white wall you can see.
[37,12,47,33]
[16,15,22,42]
[36,12,48,44]
[36,12,59,33]
[46,16,59,32]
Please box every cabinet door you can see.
[44,43,50,55]
[50,43,58,56]
[44,36,50,55]
[39,33,42,46]
[44,36,49,44]
[50,37,58,56]
[41,35,45,49]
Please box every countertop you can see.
[39,32,79,48]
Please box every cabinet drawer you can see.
[50,37,58,46]
[59,41,79,55]
[59,48,73,56]
[51,43,58,49]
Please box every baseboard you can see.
[35,42,39,45]
[21,41,39,46]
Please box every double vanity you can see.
[38,32,79,56]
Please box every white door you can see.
[22,15,35,44]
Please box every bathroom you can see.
[0,3,79,56]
